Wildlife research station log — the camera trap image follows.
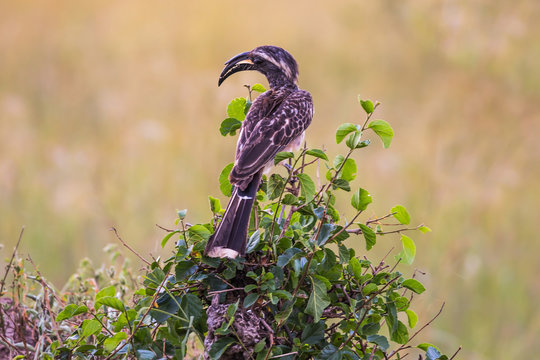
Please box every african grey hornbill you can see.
[205,45,313,258]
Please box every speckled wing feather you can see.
[230,89,313,190]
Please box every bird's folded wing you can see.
[232,91,313,179]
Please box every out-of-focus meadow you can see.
[1,0,538,358]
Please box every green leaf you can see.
[316,223,336,246]
[348,257,363,281]
[144,267,165,288]
[246,230,260,253]
[251,83,266,93]
[75,344,97,354]
[338,244,350,263]
[227,97,247,121]
[362,283,378,295]
[188,224,211,241]
[209,337,235,360]
[351,188,372,211]
[318,344,342,360]
[175,260,198,281]
[244,284,258,293]
[297,173,316,202]
[334,155,357,181]
[151,294,182,323]
[277,248,302,267]
[274,151,294,165]
[367,335,389,351]
[354,139,371,149]
[418,225,432,233]
[209,196,222,213]
[81,319,102,338]
[160,230,180,248]
[396,235,416,265]
[402,279,426,294]
[275,305,293,324]
[392,205,411,225]
[136,350,156,360]
[405,309,418,328]
[271,290,292,300]
[243,293,259,308]
[56,304,88,322]
[95,296,125,311]
[219,163,234,197]
[103,332,127,352]
[220,118,242,136]
[361,322,380,335]
[306,149,329,161]
[282,194,299,205]
[368,119,394,148]
[301,321,325,345]
[418,343,440,352]
[305,276,330,322]
[95,285,115,302]
[359,224,376,250]
[267,173,285,200]
[389,320,409,344]
[332,179,350,192]
[336,123,359,144]
[226,301,239,319]
[254,339,266,353]
[359,98,375,114]
[426,346,442,360]
[180,293,204,329]
[345,131,363,149]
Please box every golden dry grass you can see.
[1,1,539,358]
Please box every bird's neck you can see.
[267,73,298,90]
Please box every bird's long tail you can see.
[204,171,263,258]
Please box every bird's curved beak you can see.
[218,51,255,86]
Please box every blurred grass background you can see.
[1,0,539,358]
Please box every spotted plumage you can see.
[205,46,313,258]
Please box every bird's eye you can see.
[253,57,263,65]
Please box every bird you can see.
[204,45,314,258]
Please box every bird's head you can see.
[218,45,299,89]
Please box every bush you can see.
[0,88,458,360]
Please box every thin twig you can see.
[449,346,462,360]
[269,352,298,359]
[207,287,244,296]
[26,255,63,345]
[155,224,176,232]
[366,213,395,225]
[329,210,363,242]
[110,227,151,266]
[1,227,25,296]
[388,303,446,358]
[104,268,171,359]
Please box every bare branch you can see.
[1,226,25,296]
[110,227,151,266]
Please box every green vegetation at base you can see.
[0,92,457,360]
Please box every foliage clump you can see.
[0,88,457,360]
